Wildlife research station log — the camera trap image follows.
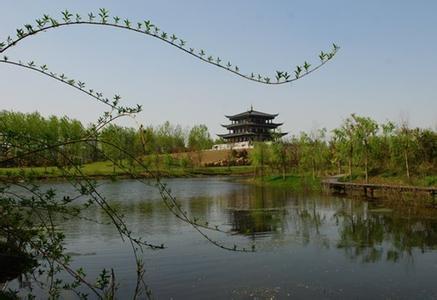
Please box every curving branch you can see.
[0,8,339,297]
[0,58,140,114]
[2,134,254,252]
[0,9,339,85]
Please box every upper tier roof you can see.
[225,109,279,120]
[221,122,283,129]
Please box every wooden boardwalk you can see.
[322,177,437,199]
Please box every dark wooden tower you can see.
[218,107,287,143]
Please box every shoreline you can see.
[1,166,435,193]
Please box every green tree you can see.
[351,114,379,183]
[298,129,328,179]
[333,116,356,181]
[188,124,213,166]
[270,141,289,180]
[188,125,213,151]
[250,142,271,178]
[391,123,417,179]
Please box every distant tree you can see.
[391,122,417,179]
[270,141,289,180]
[298,128,328,179]
[377,121,396,171]
[333,116,356,181]
[188,124,213,166]
[351,114,378,183]
[140,125,157,155]
[101,124,125,172]
[250,142,271,178]
[416,128,437,170]
[188,125,213,151]
[155,121,186,153]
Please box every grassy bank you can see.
[339,173,437,188]
[247,175,322,192]
[0,161,255,180]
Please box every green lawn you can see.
[0,161,255,179]
[339,173,437,187]
[248,174,322,192]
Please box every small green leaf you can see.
[88,12,95,22]
[16,29,25,38]
[36,19,44,28]
[61,10,72,23]
[319,51,326,61]
[144,20,153,30]
[98,8,109,23]
[24,24,34,33]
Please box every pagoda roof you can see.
[225,109,279,120]
[217,132,287,139]
[217,132,257,138]
[221,122,284,129]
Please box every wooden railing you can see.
[322,179,437,199]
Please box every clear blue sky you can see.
[1,0,436,136]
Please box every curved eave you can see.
[221,122,284,128]
[217,132,258,138]
[225,111,279,120]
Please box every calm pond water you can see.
[9,177,437,299]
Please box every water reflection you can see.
[5,178,437,298]
[47,178,437,263]
[335,203,437,263]
[226,186,288,236]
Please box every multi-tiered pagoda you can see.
[218,107,286,144]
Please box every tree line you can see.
[250,114,436,183]
[0,110,215,167]
[1,110,435,183]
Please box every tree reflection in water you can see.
[335,200,437,263]
[224,184,437,263]
[30,180,437,267]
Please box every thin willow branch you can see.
[0,13,339,85]
[2,135,255,252]
[0,59,141,114]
